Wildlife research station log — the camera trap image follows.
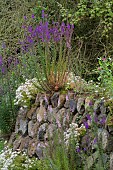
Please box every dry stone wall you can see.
[8,91,113,169]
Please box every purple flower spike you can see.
[76,147,80,153]
[94,113,98,123]
[23,16,27,20]
[86,114,91,121]
[89,101,93,106]
[100,116,106,125]
[0,56,3,66]
[2,42,6,49]
[93,137,97,144]
[83,121,89,129]
[32,14,35,19]
[42,10,45,18]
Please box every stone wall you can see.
[8,91,113,169]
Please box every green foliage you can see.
[96,57,113,97]
[0,140,4,152]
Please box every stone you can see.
[98,128,113,152]
[36,142,48,159]
[8,132,16,146]
[27,106,37,119]
[28,120,39,138]
[13,135,22,151]
[69,99,77,114]
[72,113,79,123]
[94,100,103,115]
[32,110,37,123]
[107,125,113,135]
[15,116,28,135]
[44,124,57,140]
[35,93,42,106]
[110,152,113,170]
[56,108,66,126]
[28,138,38,157]
[18,107,28,118]
[19,136,30,151]
[57,94,66,109]
[77,98,85,114]
[38,123,48,141]
[51,92,59,108]
[64,100,69,109]
[36,105,46,123]
[47,107,57,123]
[85,97,93,112]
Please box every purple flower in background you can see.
[93,137,97,144]
[94,112,98,123]
[76,147,80,153]
[89,101,93,106]
[86,114,91,121]
[84,121,89,129]
[100,116,106,125]
[42,10,45,18]
[1,67,5,74]
[28,26,33,33]
[0,56,3,66]
[31,14,35,19]
[83,148,87,151]
[2,42,6,49]
[23,16,27,20]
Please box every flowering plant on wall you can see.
[20,11,74,93]
[14,78,40,108]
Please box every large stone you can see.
[27,106,37,119]
[28,120,39,138]
[8,132,16,146]
[15,116,28,135]
[19,136,30,151]
[44,124,57,140]
[98,128,113,152]
[38,123,48,141]
[57,94,66,109]
[18,107,28,118]
[36,142,48,159]
[35,93,42,106]
[77,98,85,114]
[28,138,38,157]
[56,108,66,126]
[94,100,106,115]
[51,92,59,108]
[13,135,22,151]
[36,105,46,123]
[69,99,77,114]
[85,97,93,112]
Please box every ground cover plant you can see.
[0,0,113,169]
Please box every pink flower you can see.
[102,57,106,61]
[98,67,101,71]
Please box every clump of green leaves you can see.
[96,57,113,97]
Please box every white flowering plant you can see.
[64,123,86,149]
[14,78,40,108]
[0,147,44,170]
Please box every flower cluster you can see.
[21,18,74,51]
[14,78,40,108]
[0,147,38,169]
[64,123,86,148]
